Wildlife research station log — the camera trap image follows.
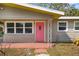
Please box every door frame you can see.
[35,21,46,43]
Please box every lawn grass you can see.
[47,43,79,56]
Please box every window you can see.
[25,28,32,33]
[7,23,14,33]
[25,23,32,27]
[16,23,23,33]
[6,22,33,34]
[57,21,68,31]
[25,23,32,33]
[74,21,79,30]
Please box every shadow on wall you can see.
[54,32,74,43]
[0,31,3,43]
[0,21,4,43]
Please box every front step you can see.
[0,43,53,48]
[34,43,53,54]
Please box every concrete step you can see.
[0,43,53,48]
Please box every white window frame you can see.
[5,22,14,34]
[57,21,68,32]
[15,22,24,34]
[74,21,79,31]
[5,21,34,34]
[24,22,33,34]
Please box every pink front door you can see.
[36,22,44,42]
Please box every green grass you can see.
[0,31,3,37]
[47,43,79,56]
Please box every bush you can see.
[73,38,79,46]
[0,31,4,37]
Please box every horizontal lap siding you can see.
[0,7,51,20]
[0,6,51,43]
[52,19,79,42]
[3,21,48,43]
[3,34,35,43]
[3,20,35,43]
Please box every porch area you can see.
[0,43,53,48]
[0,43,53,54]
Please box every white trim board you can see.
[59,16,79,19]
[57,21,68,32]
[74,21,79,31]
[4,21,34,34]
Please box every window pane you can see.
[59,27,66,30]
[16,23,23,27]
[25,23,32,27]
[7,28,14,33]
[75,27,79,30]
[16,28,23,33]
[7,23,14,27]
[75,22,79,27]
[25,28,32,33]
[59,22,66,27]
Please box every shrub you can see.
[0,31,4,37]
[73,38,79,46]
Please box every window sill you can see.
[57,30,68,32]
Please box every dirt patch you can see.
[48,43,79,56]
[0,48,35,56]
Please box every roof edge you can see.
[14,3,64,15]
[59,16,79,19]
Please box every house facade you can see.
[0,3,79,43]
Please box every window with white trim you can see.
[16,23,23,33]
[7,23,14,33]
[57,21,68,31]
[74,21,79,30]
[25,23,32,33]
[6,22,33,34]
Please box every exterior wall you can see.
[52,19,79,42]
[3,20,48,43]
[47,19,53,43]
[0,6,52,43]
[0,7,52,20]
[3,34,35,43]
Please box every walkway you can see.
[0,43,53,48]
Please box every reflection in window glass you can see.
[58,22,67,31]
[75,27,79,30]
[59,27,66,30]
[7,28,14,33]
[16,23,23,27]
[75,22,79,30]
[7,23,14,27]
[25,23,32,27]
[25,28,32,33]
[59,23,66,27]
[6,22,33,34]
[16,28,23,33]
